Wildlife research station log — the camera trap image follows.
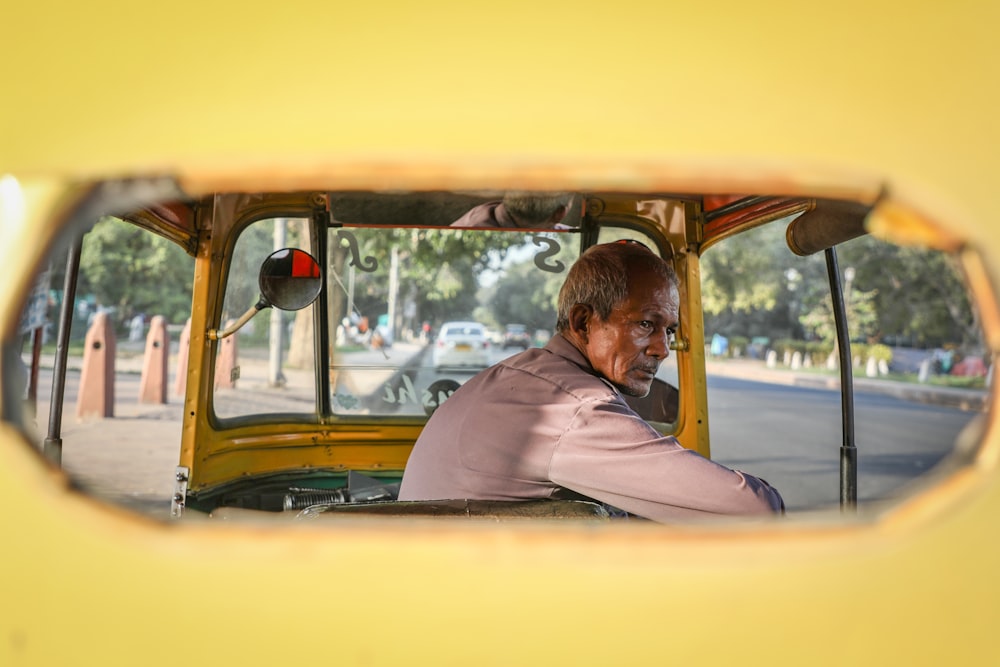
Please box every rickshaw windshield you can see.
[326,227,582,417]
[215,221,588,421]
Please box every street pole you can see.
[268,219,286,387]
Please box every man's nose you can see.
[648,328,671,359]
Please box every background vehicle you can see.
[433,320,491,370]
[2,3,999,666]
[502,323,531,349]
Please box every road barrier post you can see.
[76,311,115,419]
[139,315,170,404]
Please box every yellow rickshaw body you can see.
[2,2,999,665]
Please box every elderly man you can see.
[399,241,784,521]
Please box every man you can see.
[399,241,784,521]
[451,192,576,228]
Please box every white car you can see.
[432,321,491,370]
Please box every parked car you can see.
[432,321,491,370]
[502,323,531,349]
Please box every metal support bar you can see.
[825,247,857,510]
[314,205,333,418]
[43,236,84,467]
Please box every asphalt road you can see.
[707,375,979,511]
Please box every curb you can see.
[706,360,989,412]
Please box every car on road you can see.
[432,321,491,370]
[502,323,531,349]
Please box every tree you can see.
[836,237,980,348]
[480,237,575,330]
[701,220,821,340]
[78,217,195,328]
[332,227,534,330]
[700,217,983,352]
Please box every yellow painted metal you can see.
[180,192,427,491]
[675,243,711,457]
[2,2,1000,666]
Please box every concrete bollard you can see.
[766,349,777,369]
[138,315,170,404]
[76,311,116,419]
[918,358,931,383]
[174,318,191,397]
[215,319,239,390]
[790,351,802,370]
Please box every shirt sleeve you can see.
[548,397,784,521]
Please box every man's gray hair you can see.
[502,192,573,225]
[555,242,677,332]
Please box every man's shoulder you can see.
[500,345,620,403]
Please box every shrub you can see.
[868,343,893,364]
[729,335,749,358]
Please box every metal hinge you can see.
[171,466,190,518]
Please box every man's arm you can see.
[548,399,784,521]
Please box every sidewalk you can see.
[25,341,427,518]
[704,357,988,412]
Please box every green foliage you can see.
[852,343,869,366]
[867,343,893,364]
[702,218,983,355]
[805,340,834,365]
[799,282,878,345]
[837,238,979,348]
[729,335,749,357]
[701,224,787,317]
[329,227,531,329]
[223,222,277,322]
[483,239,576,331]
[79,217,195,328]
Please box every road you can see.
[706,375,979,511]
[21,345,982,517]
[400,350,977,511]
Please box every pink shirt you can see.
[450,201,515,228]
[399,334,784,521]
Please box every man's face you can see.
[581,267,679,397]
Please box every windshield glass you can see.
[327,227,582,417]
[216,217,317,419]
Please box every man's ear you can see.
[568,303,593,340]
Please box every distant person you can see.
[129,313,145,342]
[400,241,784,521]
[451,192,576,229]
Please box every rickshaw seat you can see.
[299,498,612,520]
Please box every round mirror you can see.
[258,248,322,310]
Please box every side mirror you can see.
[623,377,678,425]
[259,248,322,311]
[209,248,322,341]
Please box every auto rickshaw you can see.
[24,188,887,519]
[2,2,998,665]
